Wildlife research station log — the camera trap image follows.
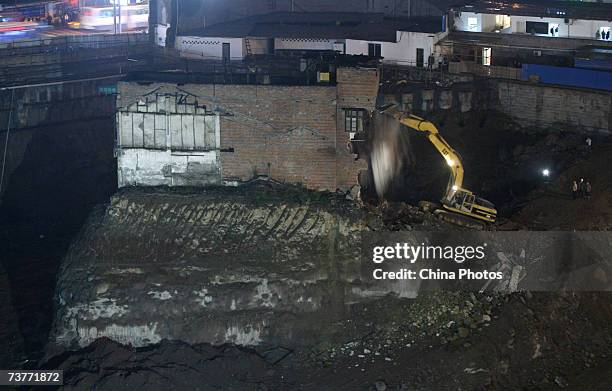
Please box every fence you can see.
[521,63,612,92]
[449,61,521,80]
[0,33,150,55]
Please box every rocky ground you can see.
[42,292,612,390]
[35,183,612,390]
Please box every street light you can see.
[542,168,550,177]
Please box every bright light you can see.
[446,159,454,167]
[452,185,458,191]
[542,169,550,177]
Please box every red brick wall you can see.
[117,67,379,192]
[216,68,379,191]
[335,67,380,189]
[214,85,341,190]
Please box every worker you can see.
[586,182,592,200]
[579,178,586,198]
[571,180,578,200]
[586,137,592,151]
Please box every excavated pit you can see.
[2,99,612,389]
[43,185,612,390]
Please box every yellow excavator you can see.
[380,105,497,227]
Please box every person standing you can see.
[571,180,578,200]
[579,178,586,199]
[586,137,592,151]
[586,182,592,200]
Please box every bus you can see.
[79,3,148,31]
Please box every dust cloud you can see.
[369,111,413,198]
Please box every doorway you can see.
[222,43,230,62]
[416,48,424,68]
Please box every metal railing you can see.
[449,61,521,80]
[0,33,150,56]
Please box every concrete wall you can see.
[511,16,609,39]
[116,86,222,187]
[116,67,377,191]
[0,79,118,214]
[454,12,612,40]
[496,81,611,132]
[274,38,343,51]
[454,12,504,33]
[176,36,244,60]
[382,79,610,133]
[346,31,446,66]
[118,149,220,187]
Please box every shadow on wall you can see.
[0,117,117,365]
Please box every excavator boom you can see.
[379,105,497,225]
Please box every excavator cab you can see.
[445,188,497,224]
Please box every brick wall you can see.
[117,67,379,191]
[336,67,379,189]
[215,84,341,190]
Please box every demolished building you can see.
[115,67,378,191]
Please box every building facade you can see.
[115,67,378,191]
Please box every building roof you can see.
[182,12,444,42]
[449,0,612,21]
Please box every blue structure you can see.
[522,64,612,91]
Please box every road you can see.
[0,21,141,42]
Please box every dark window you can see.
[345,109,366,133]
[526,21,549,35]
[222,42,230,61]
[416,48,424,67]
[368,43,381,57]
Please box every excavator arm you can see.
[379,105,497,224]
[385,108,464,204]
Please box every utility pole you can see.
[118,0,122,34]
[113,1,117,34]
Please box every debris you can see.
[374,380,387,391]
[464,367,488,374]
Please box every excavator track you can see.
[433,209,487,230]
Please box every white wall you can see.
[155,24,168,47]
[274,38,344,51]
[116,93,222,187]
[118,149,220,187]
[454,12,501,32]
[176,36,245,60]
[511,16,611,39]
[455,12,612,40]
[346,31,444,67]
